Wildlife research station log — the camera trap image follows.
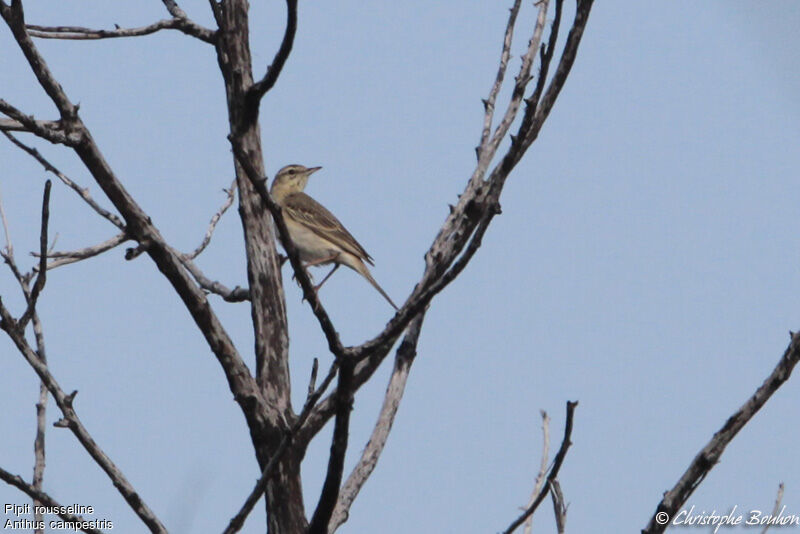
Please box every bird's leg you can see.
[314,264,340,292]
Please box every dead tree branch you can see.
[2,131,125,230]
[550,479,567,534]
[762,483,785,534]
[26,18,215,43]
[247,0,297,109]
[0,300,167,533]
[0,100,78,145]
[643,333,800,534]
[34,232,129,271]
[298,0,595,443]
[222,363,339,534]
[307,361,355,534]
[523,410,551,534]
[18,180,50,330]
[184,178,237,260]
[503,401,578,534]
[328,312,425,532]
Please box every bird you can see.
[270,164,399,311]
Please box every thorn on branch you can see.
[125,244,146,260]
[53,418,69,428]
[65,390,78,407]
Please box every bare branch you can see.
[33,232,129,271]
[19,180,51,330]
[762,483,785,534]
[523,410,551,534]
[222,363,339,534]
[483,0,550,161]
[0,466,104,534]
[550,479,567,534]
[308,361,355,534]
[248,0,297,106]
[183,178,237,260]
[478,0,521,159]
[0,4,78,119]
[643,333,800,534]
[2,131,125,230]
[0,187,50,532]
[503,401,578,534]
[0,101,77,144]
[178,255,250,302]
[301,0,596,441]
[0,299,167,533]
[2,0,275,446]
[26,18,214,43]
[329,313,425,532]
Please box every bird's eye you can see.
[288,169,296,175]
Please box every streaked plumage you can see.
[270,164,398,310]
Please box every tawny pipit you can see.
[270,164,399,311]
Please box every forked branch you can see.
[503,401,578,534]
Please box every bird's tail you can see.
[352,259,399,311]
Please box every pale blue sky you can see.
[1,1,799,532]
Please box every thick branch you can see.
[222,363,339,534]
[2,0,277,480]
[642,333,800,534]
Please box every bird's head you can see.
[270,164,322,201]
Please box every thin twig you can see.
[19,180,51,330]
[523,410,551,534]
[478,0,522,158]
[183,178,237,260]
[33,232,129,271]
[643,333,800,534]
[503,401,578,534]
[248,0,297,105]
[762,482,785,534]
[0,297,167,533]
[2,131,125,230]
[26,19,205,41]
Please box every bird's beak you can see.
[308,166,322,175]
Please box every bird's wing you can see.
[282,192,374,264]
